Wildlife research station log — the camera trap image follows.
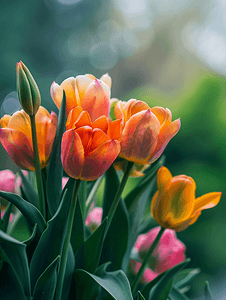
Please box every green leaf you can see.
[205,281,214,300]
[0,261,27,300]
[23,223,37,246]
[140,272,165,299]
[138,291,146,300]
[46,91,66,217]
[100,165,129,271]
[74,268,133,300]
[0,191,46,237]
[1,202,12,232]
[71,195,84,255]
[74,218,107,273]
[62,244,75,300]
[19,169,39,209]
[138,216,158,235]
[0,230,31,297]
[122,158,165,271]
[168,287,190,300]
[33,256,60,300]
[30,187,72,291]
[148,259,190,300]
[174,268,200,289]
[85,176,104,217]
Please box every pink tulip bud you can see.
[129,260,158,284]
[0,170,16,193]
[85,207,102,232]
[135,226,186,273]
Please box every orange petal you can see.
[0,128,34,170]
[45,112,58,160]
[66,106,84,130]
[129,100,150,118]
[120,110,160,164]
[92,116,108,134]
[82,79,110,122]
[61,129,85,179]
[80,139,120,181]
[193,192,222,214]
[114,100,127,126]
[148,118,181,163]
[0,115,11,128]
[89,128,110,153]
[61,77,80,114]
[157,166,172,191]
[50,81,63,110]
[76,75,94,102]
[151,107,172,130]
[75,126,92,157]
[7,110,32,140]
[107,118,122,141]
[74,111,92,129]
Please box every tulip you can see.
[51,74,111,121]
[135,227,186,273]
[151,167,222,231]
[114,99,181,165]
[0,170,16,193]
[16,61,41,115]
[85,207,102,232]
[129,260,158,284]
[61,106,121,181]
[0,107,57,171]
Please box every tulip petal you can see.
[75,126,92,156]
[157,166,173,191]
[100,73,112,89]
[107,119,122,141]
[7,110,32,140]
[120,110,160,164]
[148,118,181,163]
[89,128,110,153]
[80,139,120,181]
[193,192,222,214]
[0,128,34,171]
[50,81,63,110]
[82,79,110,122]
[0,115,11,128]
[76,75,94,102]
[66,106,84,130]
[92,116,108,134]
[61,77,80,115]
[61,129,84,179]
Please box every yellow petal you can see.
[157,166,172,191]
[193,192,222,214]
[0,115,11,128]
[100,73,112,89]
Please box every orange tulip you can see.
[114,99,181,165]
[0,107,57,171]
[50,73,111,121]
[61,106,121,181]
[151,166,222,231]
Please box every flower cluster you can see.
[0,62,222,300]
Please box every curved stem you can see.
[104,161,134,239]
[131,226,165,294]
[30,115,45,219]
[55,179,81,300]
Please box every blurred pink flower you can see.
[129,260,158,284]
[62,177,69,189]
[85,207,102,232]
[0,170,16,193]
[135,226,186,273]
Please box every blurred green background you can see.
[0,0,226,299]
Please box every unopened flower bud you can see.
[16,61,41,115]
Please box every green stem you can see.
[104,161,134,239]
[30,115,45,219]
[55,179,81,300]
[131,226,165,294]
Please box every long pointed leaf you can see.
[30,187,72,290]
[33,256,60,300]
[100,165,129,271]
[46,91,66,217]
[19,169,39,209]
[0,230,31,297]
[74,268,133,300]
[0,262,27,300]
[0,191,46,237]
